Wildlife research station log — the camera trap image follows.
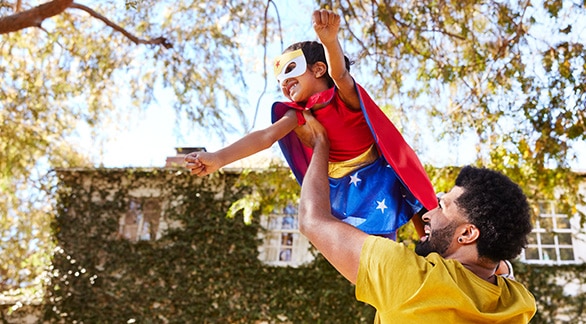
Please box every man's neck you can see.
[460,259,499,284]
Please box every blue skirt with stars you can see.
[329,156,423,238]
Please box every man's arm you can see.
[297,112,369,284]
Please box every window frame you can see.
[521,200,579,265]
[118,197,163,242]
[257,205,314,267]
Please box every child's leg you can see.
[411,211,425,238]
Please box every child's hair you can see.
[284,41,353,88]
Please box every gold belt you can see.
[328,145,379,179]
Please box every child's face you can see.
[274,50,328,104]
[280,66,324,103]
[274,49,307,85]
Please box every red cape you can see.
[271,84,438,211]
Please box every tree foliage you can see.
[0,0,269,301]
[323,0,585,217]
[1,0,585,304]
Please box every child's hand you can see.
[184,152,221,177]
[312,9,341,45]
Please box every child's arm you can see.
[185,109,299,177]
[312,10,360,110]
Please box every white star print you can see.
[376,199,387,213]
[349,173,362,186]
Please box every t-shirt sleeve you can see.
[356,236,429,310]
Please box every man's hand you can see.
[312,9,340,46]
[184,151,221,176]
[294,110,329,149]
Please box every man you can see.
[296,112,536,323]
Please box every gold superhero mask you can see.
[273,49,307,86]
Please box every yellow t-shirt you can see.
[356,236,536,323]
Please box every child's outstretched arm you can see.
[312,10,360,110]
[185,109,299,177]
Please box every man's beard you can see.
[415,222,459,257]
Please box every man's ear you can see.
[457,224,480,244]
[311,62,328,78]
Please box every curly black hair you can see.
[284,41,353,88]
[454,166,533,262]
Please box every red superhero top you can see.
[277,86,373,162]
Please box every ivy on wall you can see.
[1,167,582,322]
[42,168,375,323]
[515,263,586,323]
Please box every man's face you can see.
[415,219,460,257]
[415,186,468,257]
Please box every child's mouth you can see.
[287,82,298,95]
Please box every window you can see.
[258,205,314,267]
[119,198,162,242]
[521,201,577,264]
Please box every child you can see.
[185,9,437,239]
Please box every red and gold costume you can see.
[272,83,437,236]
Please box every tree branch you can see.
[69,2,172,49]
[0,0,172,49]
[0,0,73,34]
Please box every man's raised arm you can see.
[297,112,369,284]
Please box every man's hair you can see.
[285,41,352,88]
[454,166,532,262]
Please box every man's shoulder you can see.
[500,276,536,302]
[361,235,426,268]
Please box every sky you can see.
[74,1,585,172]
